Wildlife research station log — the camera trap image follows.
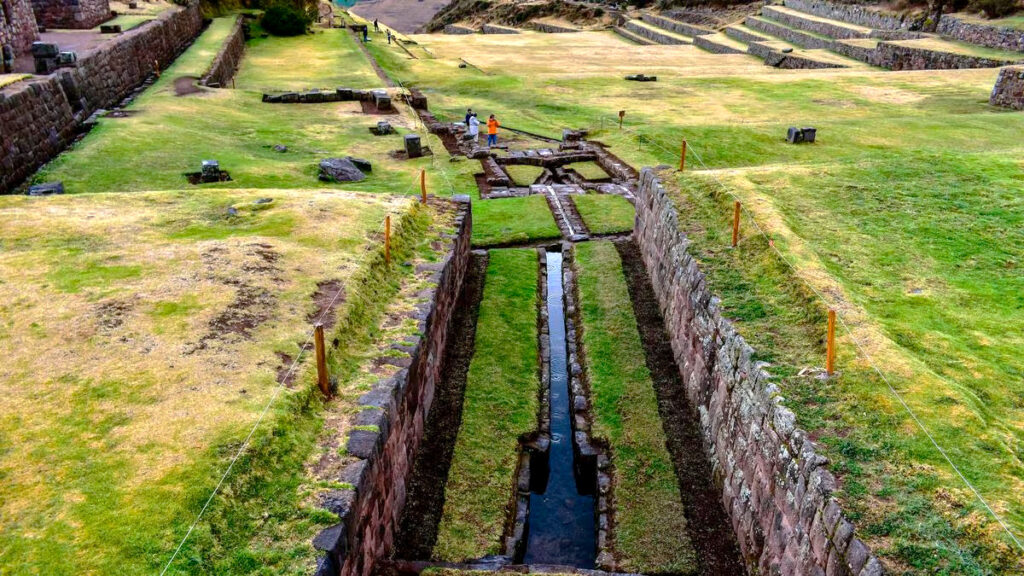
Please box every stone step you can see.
[693,32,751,55]
[724,24,771,46]
[760,5,872,40]
[639,12,716,38]
[624,19,692,45]
[613,26,655,45]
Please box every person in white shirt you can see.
[467,113,480,144]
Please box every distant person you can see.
[465,108,473,125]
[468,113,480,144]
[486,114,500,147]
[362,26,368,42]
[387,30,392,44]
[373,18,380,32]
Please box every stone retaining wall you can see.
[443,24,475,34]
[311,198,472,576]
[726,25,769,46]
[990,65,1024,109]
[625,19,688,45]
[200,14,246,88]
[642,13,714,37]
[748,41,845,68]
[0,0,38,53]
[936,15,1024,53]
[31,0,110,29]
[634,169,882,576]
[745,16,836,50]
[526,20,578,33]
[481,23,518,34]
[762,6,869,40]
[875,41,1021,70]
[782,0,909,31]
[0,0,202,193]
[831,39,879,64]
[693,34,746,54]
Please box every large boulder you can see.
[319,158,366,182]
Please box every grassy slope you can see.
[574,242,696,574]
[572,194,635,235]
[434,249,540,562]
[0,189,408,575]
[381,30,1024,573]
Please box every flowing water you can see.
[522,250,596,567]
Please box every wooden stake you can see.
[154,60,160,78]
[384,215,391,266]
[732,201,741,248]
[314,323,330,397]
[618,110,625,130]
[420,169,427,204]
[680,139,687,172]
[826,309,836,376]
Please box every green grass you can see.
[565,161,609,180]
[434,249,540,562]
[504,164,545,186]
[471,195,560,247]
[572,194,635,235]
[574,241,697,574]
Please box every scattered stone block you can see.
[346,157,372,172]
[100,24,122,34]
[625,74,657,82]
[372,90,392,111]
[371,121,393,135]
[319,157,367,182]
[26,181,64,196]
[201,160,220,180]
[786,126,817,144]
[404,134,423,159]
[273,144,288,153]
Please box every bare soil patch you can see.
[173,75,202,96]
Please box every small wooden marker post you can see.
[420,169,427,204]
[154,60,160,78]
[314,323,330,397]
[680,139,687,171]
[618,110,625,130]
[732,201,741,248]
[826,310,836,376]
[384,215,392,266]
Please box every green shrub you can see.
[261,3,312,36]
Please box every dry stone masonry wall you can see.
[782,0,909,31]
[875,41,1022,69]
[744,16,836,50]
[0,0,38,53]
[990,65,1024,109]
[936,16,1024,52]
[641,13,714,37]
[761,6,868,40]
[312,200,472,576]
[625,19,689,45]
[693,34,747,54]
[31,0,110,29]
[200,14,246,88]
[0,0,202,193]
[634,169,882,576]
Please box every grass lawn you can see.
[471,195,560,247]
[434,249,540,562]
[572,194,635,235]
[367,27,1024,574]
[504,164,545,186]
[0,189,419,575]
[565,161,609,180]
[574,241,697,574]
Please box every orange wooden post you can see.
[732,201,741,248]
[154,60,160,78]
[826,309,837,376]
[314,323,330,396]
[384,215,391,266]
[420,169,427,204]
[618,110,625,130]
[679,139,687,171]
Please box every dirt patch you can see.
[360,99,400,115]
[394,252,488,559]
[614,239,745,576]
[95,297,135,332]
[208,284,275,338]
[275,351,297,387]
[308,279,345,329]
[173,76,202,96]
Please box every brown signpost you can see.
[314,323,330,396]
[420,169,427,204]
[732,201,741,248]
[680,139,687,171]
[826,310,837,376]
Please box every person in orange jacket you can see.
[486,114,500,147]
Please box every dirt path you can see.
[349,0,450,34]
[394,252,488,559]
[615,239,747,576]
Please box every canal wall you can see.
[633,169,882,576]
[311,198,473,576]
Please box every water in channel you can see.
[522,250,596,567]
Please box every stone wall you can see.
[0,0,202,193]
[990,65,1024,109]
[642,13,714,37]
[762,6,869,40]
[200,14,245,87]
[782,0,909,31]
[526,20,578,33]
[748,41,846,68]
[937,16,1024,53]
[634,169,883,576]
[875,41,1021,70]
[443,24,475,34]
[1,0,38,53]
[481,23,517,34]
[693,34,747,54]
[311,198,472,576]
[625,19,689,45]
[31,0,110,29]
[744,16,837,50]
